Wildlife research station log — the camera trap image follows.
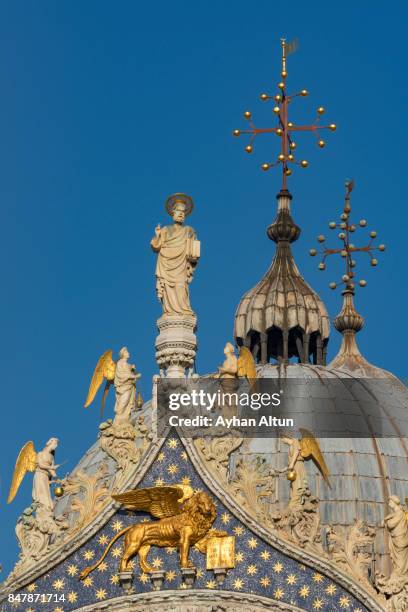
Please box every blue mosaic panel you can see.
[5,431,368,612]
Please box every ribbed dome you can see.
[234,190,330,365]
[225,361,408,575]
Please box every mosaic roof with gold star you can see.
[6,431,369,612]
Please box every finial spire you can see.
[233,39,336,191]
[311,182,386,373]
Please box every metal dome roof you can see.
[234,191,330,366]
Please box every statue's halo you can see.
[165,193,194,217]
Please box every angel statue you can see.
[215,342,257,382]
[80,484,227,578]
[280,429,330,509]
[151,193,200,317]
[7,438,59,512]
[84,347,141,425]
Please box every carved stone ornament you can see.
[155,314,197,376]
[6,503,68,583]
[99,416,151,477]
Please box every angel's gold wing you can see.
[7,441,37,504]
[84,350,116,408]
[299,428,331,487]
[112,485,188,518]
[237,346,257,380]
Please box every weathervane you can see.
[310,180,386,291]
[233,39,336,190]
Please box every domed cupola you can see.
[234,189,330,365]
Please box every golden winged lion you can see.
[79,485,225,578]
[84,349,117,417]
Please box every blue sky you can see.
[0,1,407,574]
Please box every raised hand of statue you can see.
[155,224,161,238]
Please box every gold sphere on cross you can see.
[359,279,367,287]
[301,89,308,96]
[288,154,294,161]
[273,106,280,114]
[329,123,337,131]
[288,122,294,128]
[301,160,308,168]
[329,282,337,290]
[261,163,270,171]
[379,244,386,251]
[281,70,288,78]
[244,111,251,120]
[278,82,285,89]
[233,129,241,137]
[285,168,292,176]
[276,128,283,136]
[309,249,317,256]
[260,93,269,101]
[371,258,378,266]
[287,470,296,482]
[317,106,325,114]
[318,140,325,148]
[245,145,253,153]
[275,94,282,102]
[278,154,285,161]
[290,142,296,149]
[318,262,326,270]
[54,486,64,498]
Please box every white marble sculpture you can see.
[32,438,59,511]
[151,193,200,316]
[113,347,141,425]
[384,495,408,576]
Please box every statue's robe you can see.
[32,450,54,512]
[151,224,196,315]
[385,506,408,575]
[288,441,307,508]
[114,358,136,423]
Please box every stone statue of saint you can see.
[384,495,408,576]
[113,347,141,425]
[151,194,200,316]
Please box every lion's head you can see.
[183,491,216,529]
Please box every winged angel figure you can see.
[281,428,330,508]
[84,347,141,424]
[215,342,257,382]
[7,438,59,511]
[80,484,226,578]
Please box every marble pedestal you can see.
[155,314,197,377]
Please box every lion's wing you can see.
[112,486,184,518]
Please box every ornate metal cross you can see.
[233,39,336,190]
[310,180,386,291]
